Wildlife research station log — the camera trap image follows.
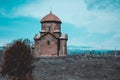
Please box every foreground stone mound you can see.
[33,55,120,80]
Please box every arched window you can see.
[47,40,50,45]
[48,26,51,31]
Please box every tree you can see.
[0,39,34,80]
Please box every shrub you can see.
[0,39,34,80]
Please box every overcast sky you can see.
[0,0,120,50]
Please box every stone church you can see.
[34,11,68,57]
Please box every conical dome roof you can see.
[40,11,61,23]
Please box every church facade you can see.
[34,12,68,57]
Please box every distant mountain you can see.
[0,45,117,55]
[68,45,96,50]
[67,45,114,55]
[0,46,3,64]
[0,46,3,51]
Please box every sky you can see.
[0,0,120,50]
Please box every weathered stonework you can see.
[34,12,68,57]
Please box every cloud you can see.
[85,0,120,10]
[68,38,101,49]
[1,0,120,49]
[68,33,120,50]
[11,0,120,33]
[101,36,120,50]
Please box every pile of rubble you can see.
[33,55,120,80]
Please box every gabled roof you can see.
[39,32,57,40]
[40,11,61,23]
[34,34,41,40]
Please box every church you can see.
[34,11,68,57]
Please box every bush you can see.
[0,39,34,80]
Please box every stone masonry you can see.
[34,11,68,57]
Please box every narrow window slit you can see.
[47,40,50,45]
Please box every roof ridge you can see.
[39,32,57,40]
[40,12,61,23]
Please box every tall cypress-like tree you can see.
[0,39,34,80]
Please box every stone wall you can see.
[35,33,58,57]
[59,39,67,56]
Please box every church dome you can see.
[40,11,61,23]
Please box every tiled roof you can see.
[60,34,68,39]
[40,11,61,23]
[34,34,40,40]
